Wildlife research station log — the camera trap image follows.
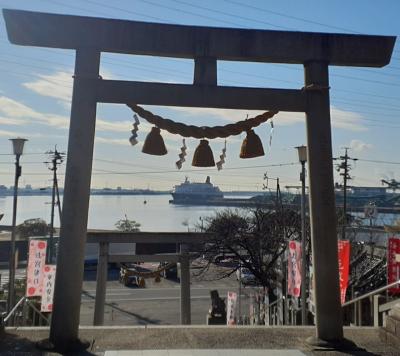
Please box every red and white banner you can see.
[338,240,350,304]
[41,265,57,312]
[387,237,400,295]
[226,291,237,325]
[26,240,47,297]
[287,240,302,297]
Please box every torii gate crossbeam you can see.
[2,8,395,352]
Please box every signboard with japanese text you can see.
[388,237,400,295]
[41,265,56,312]
[287,240,302,297]
[226,291,237,325]
[338,240,350,304]
[26,240,47,297]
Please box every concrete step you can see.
[1,326,400,355]
[105,350,306,356]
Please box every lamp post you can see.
[7,138,27,314]
[296,145,307,325]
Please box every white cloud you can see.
[0,128,44,138]
[161,105,367,131]
[0,96,69,129]
[0,96,137,134]
[349,139,373,152]
[0,116,29,126]
[95,137,129,146]
[20,70,367,133]
[162,106,263,123]
[331,107,367,132]
[23,71,73,105]
[96,119,132,133]
[0,96,43,119]
[22,69,116,106]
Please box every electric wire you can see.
[1,51,400,110]
[1,37,400,102]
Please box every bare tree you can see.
[196,207,303,291]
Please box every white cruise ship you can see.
[170,176,223,204]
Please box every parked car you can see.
[119,266,145,287]
[236,267,257,285]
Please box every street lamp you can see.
[296,145,307,325]
[7,138,27,315]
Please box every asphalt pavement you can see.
[80,266,257,326]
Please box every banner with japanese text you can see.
[226,291,237,325]
[287,240,302,297]
[26,240,47,297]
[338,240,350,304]
[41,265,56,312]
[387,237,400,295]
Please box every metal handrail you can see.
[342,280,400,307]
[3,296,50,325]
[3,296,25,323]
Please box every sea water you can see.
[0,194,232,232]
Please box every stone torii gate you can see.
[3,9,395,352]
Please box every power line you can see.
[222,0,362,34]
[39,0,112,18]
[357,158,400,165]
[0,162,297,176]
[2,50,400,111]
[0,153,47,156]
[169,0,294,30]
[136,0,250,28]
[83,0,176,23]
[91,162,298,175]
[2,36,400,103]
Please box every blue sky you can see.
[0,0,399,191]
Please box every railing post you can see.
[93,242,109,326]
[357,300,362,326]
[373,295,380,327]
[180,244,191,325]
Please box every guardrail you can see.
[342,279,400,326]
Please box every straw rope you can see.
[127,104,278,139]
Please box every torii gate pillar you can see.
[304,61,343,342]
[49,48,100,350]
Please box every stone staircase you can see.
[380,302,400,348]
[1,325,400,355]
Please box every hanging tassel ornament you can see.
[240,130,264,158]
[269,121,274,147]
[142,127,167,155]
[216,140,227,171]
[175,139,187,170]
[192,139,215,167]
[129,114,140,146]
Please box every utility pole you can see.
[334,148,357,240]
[45,147,65,263]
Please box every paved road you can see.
[0,266,257,326]
[80,268,257,326]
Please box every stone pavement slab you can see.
[105,351,306,356]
